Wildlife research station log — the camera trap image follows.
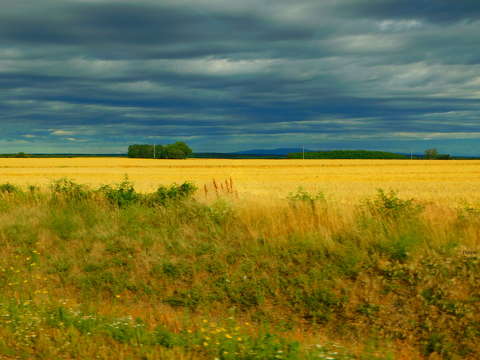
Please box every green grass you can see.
[0,180,478,359]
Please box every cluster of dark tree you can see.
[287,150,408,159]
[424,148,451,160]
[0,152,30,158]
[127,142,192,159]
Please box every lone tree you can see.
[424,148,438,159]
[424,148,451,160]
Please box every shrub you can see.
[287,187,325,203]
[50,178,91,201]
[0,183,20,194]
[154,182,196,203]
[364,189,423,219]
[99,177,139,207]
[143,182,197,206]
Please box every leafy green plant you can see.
[287,187,325,203]
[364,189,423,219]
[99,177,139,207]
[150,182,197,205]
[0,183,20,194]
[50,178,91,201]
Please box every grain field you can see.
[1,158,479,203]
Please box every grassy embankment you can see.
[0,179,479,359]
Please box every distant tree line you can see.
[0,152,30,158]
[127,142,192,159]
[287,149,453,160]
[287,150,409,159]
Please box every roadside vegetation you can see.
[0,179,478,359]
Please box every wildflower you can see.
[203,342,208,347]
[115,295,121,298]
[225,334,232,339]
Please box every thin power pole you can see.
[153,144,156,159]
[303,146,305,160]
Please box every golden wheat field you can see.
[1,157,480,203]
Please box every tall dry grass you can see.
[0,179,478,359]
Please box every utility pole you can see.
[303,146,305,160]
[410,150,413,160]
[153,144,156,159]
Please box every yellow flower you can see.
[203,342,209,347]
[225,334,232,339]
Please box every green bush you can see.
[287,187,325,203]
[99,177,139,207]
[0,183,20,194]
[364,189,423,219]
[99,179,196,207]
[50,178,91,201]
[151,182,197,204]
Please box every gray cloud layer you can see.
[1,0,480,153]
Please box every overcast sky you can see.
[1,0,480,154]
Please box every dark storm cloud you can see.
[0,0,479,154]
[339,0,480,23]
